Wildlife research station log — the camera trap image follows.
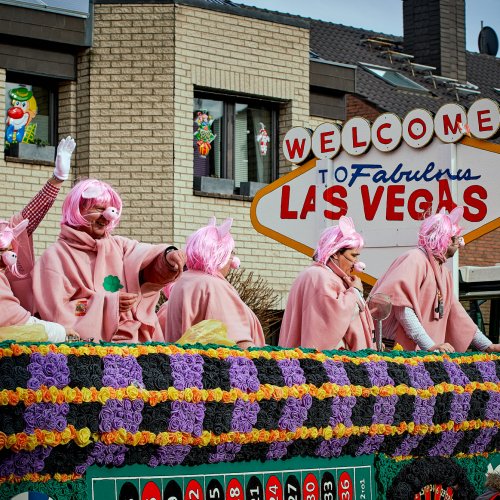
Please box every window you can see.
[4,74,57,150]
[360,63,429,92]
[193,92,278,194]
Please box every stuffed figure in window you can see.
[194,109,215,158]
[256,122,270,156]
[5,86,38,145]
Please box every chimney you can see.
[403,0,467,81]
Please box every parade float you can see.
[1,99,499,499]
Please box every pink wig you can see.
[315,216,364,265]
[186,217,235,275]
[418,207,464,261]
[61,179,122,231]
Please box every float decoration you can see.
[5,87,38,145]
[256,122,270,156]
[0,342,499,490]
[103,275,124,293]
[194,110,216,158]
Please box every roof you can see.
[310,19,500,117]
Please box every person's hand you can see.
[53,136,76,181]
[119,291,138,312]
[65,328,80,342]
[166,249,186,272]
[486,344,500,353]
[430,342,455,353]
[351,275,364,294]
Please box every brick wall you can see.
[346,94,381,121]
[0,69,73,253]
[171,5,312,308]
[73,4,177,244]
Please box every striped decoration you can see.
[0,342,499,484]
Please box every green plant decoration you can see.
[103,275,124,292]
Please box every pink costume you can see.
[160,270,265,346]
[371,248,477,351]
[279,262,375,351]
[33,224,175,343]
[1,181,61,323]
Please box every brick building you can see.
[1,0,498,332]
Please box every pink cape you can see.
[371,248,477,351]
[5,212,36,314]
[279,262,375,351]
[0,272,30,327]
[160,270,265,346]
[32,224,169,343]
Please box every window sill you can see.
[4,155,54,166]
[194,190,255,202]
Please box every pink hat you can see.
[315,216,364,265]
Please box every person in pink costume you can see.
[160,217,265,348]
[279,216,375,351]
[1,136,79,341]
[32,179,186,343]
[372,207,500,353]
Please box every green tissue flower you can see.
[103,275,124,292]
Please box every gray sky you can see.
[235,0,500,54]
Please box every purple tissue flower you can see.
[102,355,143,389]
[405,363,433,389]
[443,360,470,386]
[91,442,127,467]
[208,443,242,463]
[413,396,435,425]
[356,435,385,455]
[485,392,500,421]
[365,361,394,387]
[27,352,69,389]
[227,356,260,392]
[330,396,356,427]
[393,434,424,457]
[99,399,144,433]
[450,392,471,424]
[266,441,290,460]
[170,354,204,390]
[316,437,349,458]
[148,445,191,467]
[231,400,259,433]
[168,401,205,437]
[0,447,51,477]
[278,395,312,432]
[428,431,463,456]
[468,427,498,454]
[323,360,350,386]
[278,359,306,386]
[476,361,499,383]
[372,395,397,425]
[24,402,69,434]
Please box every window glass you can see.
[193,92,277,195]
[5,82,52,146]
[193,98,223,178]
[361,64,428,91]
[234,103,272,187]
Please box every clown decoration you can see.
[194,110,216,158]
[256,122,270,156]
[5,86,38,145]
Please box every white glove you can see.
[53,136,76,181]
